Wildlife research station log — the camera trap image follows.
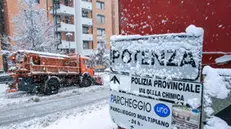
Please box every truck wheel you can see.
[80,77,92,87]
[44,78,60,95]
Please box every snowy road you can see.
[0,88,109,126]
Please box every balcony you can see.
[97,36,105,40]
[57,22,75,32]
[82,17,92,26]
[81,1,92,10]
[58,40,76,49]
[56,4,75,16]
[82,34,93,41]
[82,49,94,56]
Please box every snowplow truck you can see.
[7,50,103,95]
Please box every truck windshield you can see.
[16,52,24,63]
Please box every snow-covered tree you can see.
[89,42,110,68]
[11,0,59,52]
[0,34,11,55]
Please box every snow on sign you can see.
[109,25,204,129]
[110,27,203,81]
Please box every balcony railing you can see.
[82,34,93,41]
[81,1,92,10]
[82,17,92,26]
[58,40,76,49]
[54,4,74,16]
[56,22,75,32]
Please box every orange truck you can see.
[7,50,103,95]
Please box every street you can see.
[0,87,109,127]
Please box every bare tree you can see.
[11,0,59,52]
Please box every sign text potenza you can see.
[112,49,196,68]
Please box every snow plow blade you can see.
[94,76,103,85]
[7,88,17,93]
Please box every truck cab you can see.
[79,56,94,77]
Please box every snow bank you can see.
[203,66,230,99]
[216,55,231,64]
[186,98,201,109]
[203,66,231,128]
[205,117,231,129]
[186,24,204,36]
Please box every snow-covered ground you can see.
[0,73,9,77]
[0,83,7,94]
[1,101,117,129]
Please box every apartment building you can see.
[0,0,7,72]
[0,0,3,72]
[55,0,115,55]
[112,0,119,35]
[0,0,119,71]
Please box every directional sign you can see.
[110,31,204,129]
[110,75,120,84]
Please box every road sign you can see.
[111,75,120,84]
[110,91,201,129]
[130,76,202,104]
[110,32,204,129]
[111,34,203,81]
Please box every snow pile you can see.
[186,24,204,36]
[215,55,231,64]
[205,117,231,129]
[203,66,231,128]
[186,98,201,109]
[203,66,230,99]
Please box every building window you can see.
[65,16,69,24]
[96,1,104,10]
[83,41,90,49]
[97,41,105,49]
[64,0,69,6]
[97,28,105,36]
[82,9,92,18]
[96,14,105,24]
[36,0,40,4]
[82,26,89,34]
